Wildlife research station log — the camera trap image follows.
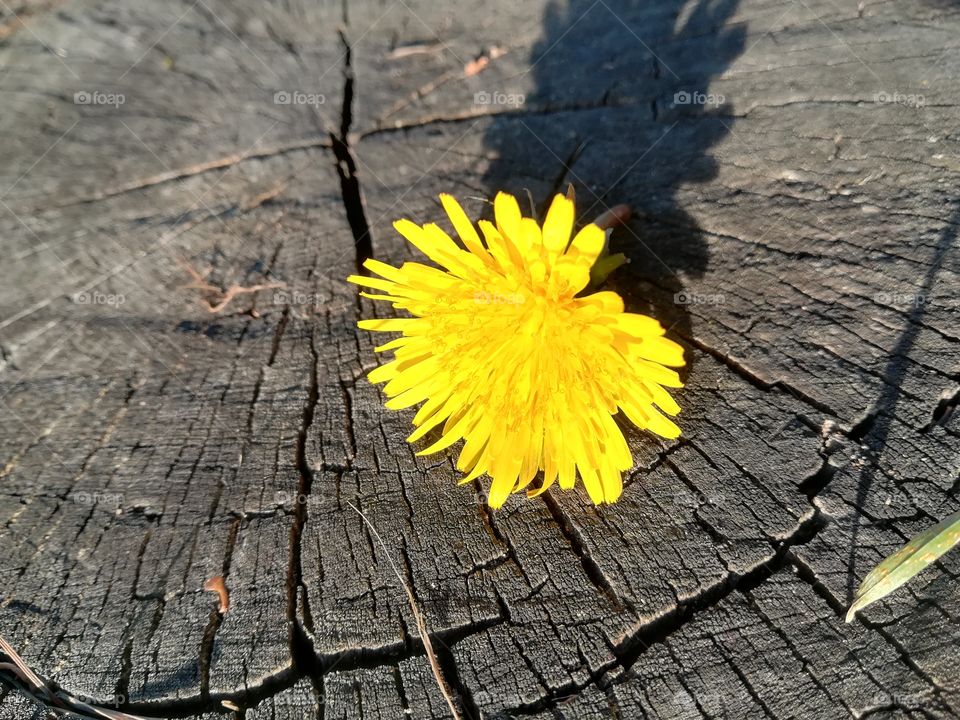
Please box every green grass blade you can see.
[846,508,960,622]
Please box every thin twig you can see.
[345,501,462,720]
[204,283,284,313]
[0,634,148,719]
[178,258,284,313]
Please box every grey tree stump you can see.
[1,0,959,718]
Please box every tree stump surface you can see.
[1,0,959,718]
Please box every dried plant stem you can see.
[346,501,462,720]
[178,258,284,313]
[0,634,148,719]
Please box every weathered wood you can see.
[1,0,958,718]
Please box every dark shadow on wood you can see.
[846,203,960,602]
[481,0,745,350]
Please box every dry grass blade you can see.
[346,501,462,720]
[0,634,149,719]
[847,508,960,622]
[0,635,47,696]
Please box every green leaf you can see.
[589,252,627,287]
[846,508,960,622]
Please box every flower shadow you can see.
[480,0,745,371]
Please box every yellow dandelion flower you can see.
[348,192,685,508]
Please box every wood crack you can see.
[331,30,374,272]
